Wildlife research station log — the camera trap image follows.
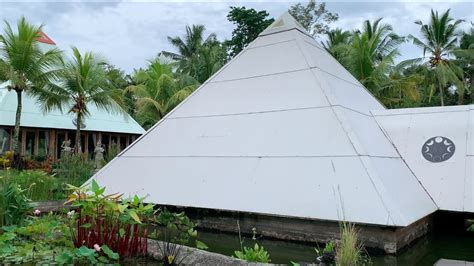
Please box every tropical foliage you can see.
[289,0,339,37]
[36,47,124,153]
[0,17,62,155]
[226,6,274,57]
[166,24,227,83]
[406,9,467,106]
[125,60,199,129]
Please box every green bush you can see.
[0,182,31,227]
[336,222,367,266]
[234,243,271,263]
[53,154,94,187]
[105,142,120,163]
[1,170,62,201]
[233,227,271,263]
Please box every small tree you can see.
[408,9,465,106]
[226,6,274,57]
[37,47,124,153]
[0,17,62,156]
[289,0,339,38]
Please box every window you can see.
[0,128,11,154]
[25,131,36,157]
[120,136,127,151]
[88,133,96,159]
[56,132,66,159]
[80,134,86,154]
[102,134,110,153]
[38,131,49,158]
[69,132,76,150]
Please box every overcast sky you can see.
[1,1,472,73]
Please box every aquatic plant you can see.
[66,180,155,257]
[315,240,336,264]
[335,222,365,266]
[233,223,271,263]
[234,243,271,263]
[0,214,73,264]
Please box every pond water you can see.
[195,228,474,265]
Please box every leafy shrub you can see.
[234,243,271,263]
[0,181,31,226]
[233,226,271,263]
[53,153,94,187]
[315,241,335,264]
[0,151,13,168]
[0,169,61,201]
[66,180,155,257]
[105,141,120,163]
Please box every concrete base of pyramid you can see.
[180,207,434,254]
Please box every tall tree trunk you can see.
[12,89,22,155]
[75,114,82,154]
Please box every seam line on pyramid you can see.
[293,32,400,225]
[88,34,253,181]
[211,68,363,90]
[372,110,440,210]
[259,27,314,40]
[120,155,400,159]
[373,108,469,117]
[248,39,296,50]
[210,66,365,91]
[168,105,372,120]
[301,38,387,109]
[462,108,473,211]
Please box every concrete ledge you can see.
[147,239,268,265]
[30,200,71,213]
[182,208,434,254]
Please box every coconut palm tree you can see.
[339,18,403,89]
[323,28,352,51]
[167,25,215,61]
[408,9,465,105]
[165,24,227,83]
[125,59,198,129]
[37,47,124,153]
[0,17,62,155]
[322,28,352,62]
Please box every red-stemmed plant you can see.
[65,180,156,257]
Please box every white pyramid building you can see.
[92,12,437,227]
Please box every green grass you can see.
[336,222,364,266]
[0,169,61,201]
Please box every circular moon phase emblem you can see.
[421,136,455,163]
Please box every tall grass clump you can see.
[336,222,364,266]
[0,170,31,226]
[53,153,94,186]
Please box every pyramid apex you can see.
[260,11,308,36]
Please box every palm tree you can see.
[125,60,198,129]
[323,28,352,51]
[37,47,124,153]
[408,9,465,105]
[340,18,403,88]
[166,25,226,82]
[0,17,62,155]
[167,25,215,61]
[322,28,352,63]
[191,41,227,83]
[329,19,421,107]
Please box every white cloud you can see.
[0,1,472,72]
